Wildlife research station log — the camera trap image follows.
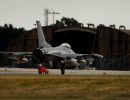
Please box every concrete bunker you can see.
[52,28,96,54]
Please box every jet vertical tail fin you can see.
[36,21,51,48]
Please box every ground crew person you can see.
[60,60,65,75]
[38,63,47,74]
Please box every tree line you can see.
[0,24,26,51]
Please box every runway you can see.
[0,68,130,75]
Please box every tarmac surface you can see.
[0,68,130,75]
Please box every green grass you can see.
[0,75,130,100]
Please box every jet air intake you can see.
[32,49,46,63]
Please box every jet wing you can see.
[0,51,32,56]
[51,53,91,58]
[49,51,103,59]
[9,52,32,56]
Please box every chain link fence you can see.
[93,55,130,70]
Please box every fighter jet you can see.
[0,51,31,66]
[32,21,103,68]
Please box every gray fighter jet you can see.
[32,21,103,68]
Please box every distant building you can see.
[97,26,130,58]
[97,26,130,70]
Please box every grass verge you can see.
[0,75,130,100]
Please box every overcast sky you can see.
[0,0,130,30]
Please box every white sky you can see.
[0,0,130,30]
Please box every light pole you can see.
[48,11,60,25]
[34,24,37,29]
[44,8,49,26]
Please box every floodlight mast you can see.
[44,8,49,26]
[44,8,60,26]
[48,11,60,25]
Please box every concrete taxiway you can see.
[0,68,130,75]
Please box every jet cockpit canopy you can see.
[60,43,71,49]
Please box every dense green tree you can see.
[0,24,26,51]
[56,17,83,28]
[4,24,8,28]
[9,24,13,29]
